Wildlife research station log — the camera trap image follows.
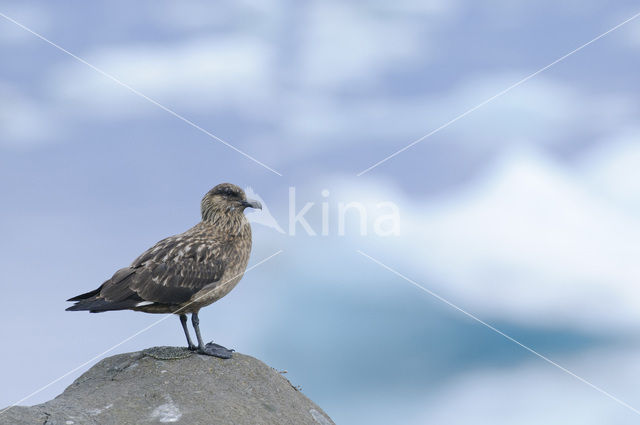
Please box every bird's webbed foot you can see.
[197,342,234,359]
[187,344,198,351]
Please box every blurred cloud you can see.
[0,83,59,149]
[332,347,640,424]
[297,1,431,90]
[319,145,640,332]
[626,23,640,47]
[47,35,276,118]
[0,4,50,45]
[402,146,640,331]
[150,0,281,32]
[425,75,636,150]
[413,346,640,424]
[281,74,637,163]
[579,130,640,214]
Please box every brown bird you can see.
[66,183,261,358]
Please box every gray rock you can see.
[0,347,334,425]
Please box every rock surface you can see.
[0,347,334,425]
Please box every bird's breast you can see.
[181,219,252,311]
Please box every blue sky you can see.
[2,1,640,424]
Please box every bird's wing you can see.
[101,233,227,306]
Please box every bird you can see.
[66,183,262,358]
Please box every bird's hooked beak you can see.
[242,199,262,210]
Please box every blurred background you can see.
[1,0,640,423]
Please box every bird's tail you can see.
[66,268,143,312]
[67,288,101,302]
[66,297,140,313]
[66,287,109,312]
[65,303,93,312]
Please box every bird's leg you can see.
[180,314,197,351]
[191,312,234,359]
[191,311,205,350]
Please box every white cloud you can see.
[413,346,640,425]
[48,35,276,118]
[399,147,640,331]
[626,22,640,47]
[297,1,431,90]
[429,75,635,148]
[0,4,51,45]
[151,0,282,32]
[308,146,640,331]
[149,0,456,92]
[578,130,640,215]
[333,345,640,424]
[370,0,459,16]
[279,74,636,162]
[0,83,59,149]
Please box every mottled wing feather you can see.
[123,233,226,305]
[99,268,138,302]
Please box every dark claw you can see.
[197,342,234,359]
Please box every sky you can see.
[1,1,640,424]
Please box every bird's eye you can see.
[217,188,238,198]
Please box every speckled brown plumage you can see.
[66,183,261,357]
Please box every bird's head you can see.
[201,183,262,221]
